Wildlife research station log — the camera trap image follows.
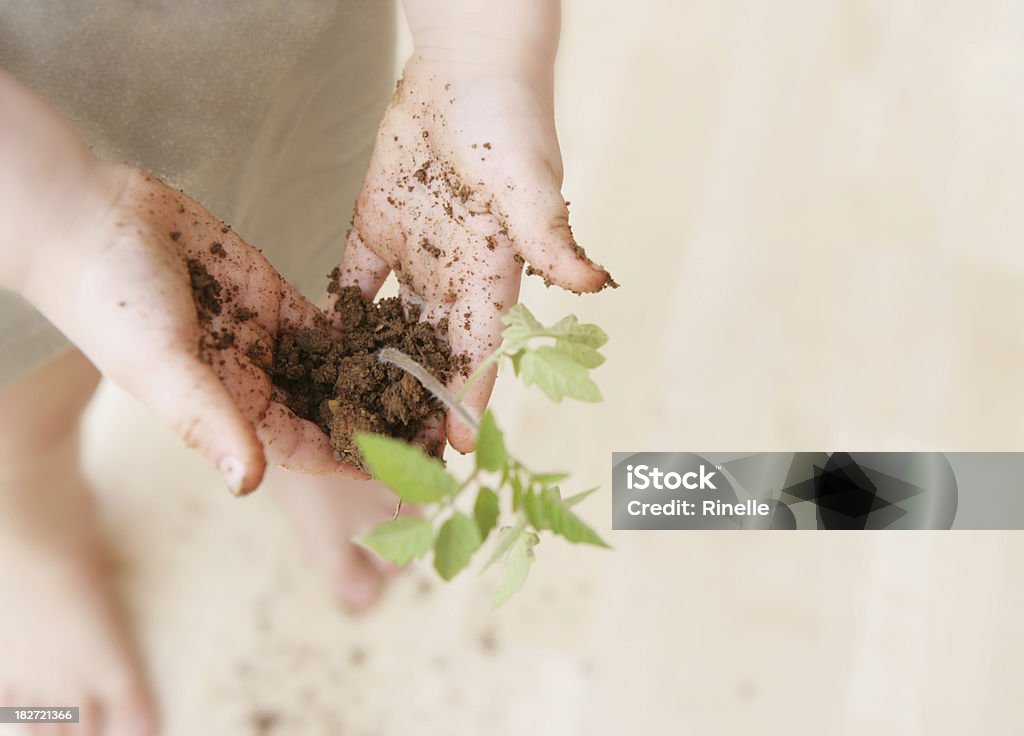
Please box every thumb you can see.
[493,157,614,294]
[125,351,266,495]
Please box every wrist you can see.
[411,30,557,77]
[15,160,130,306]
[404,0,559,80]
[0,69,129,295]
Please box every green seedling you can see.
[353,304,609,608]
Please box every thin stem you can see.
[458,470,479,494]
[508,456,536,480]
[380,347,535,473]
[378,347,479,431]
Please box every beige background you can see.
[60,0,1024,733]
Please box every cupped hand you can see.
[22,165,359,494]
[331,55,614,452]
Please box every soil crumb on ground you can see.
[271,284,454,469]
[250,710,280,735]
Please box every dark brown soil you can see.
[271,281,454,469]
[186,259,454,471]
[186,260,222,320]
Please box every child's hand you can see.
[332,53,614,452]
[22,166,359,494]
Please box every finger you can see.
[493,156,613,293]
[411,412,447,459]
[128,349,266,495]
[444,279,519,453]
[397,281,435,321]
[176,220,327,340]
[205,241,320,336]
[333,227,390,304]
[334,547,386,613]
[208,332,361,479]
[199,307,270,358]
[362,546,402,576]
[278,276,329,332]
[258,402,366,477]
[205,346,272,422]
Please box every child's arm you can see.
[0,69,121,289]
[330,0,615,453]
[0,68,354,492]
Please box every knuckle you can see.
[175,413,205,450]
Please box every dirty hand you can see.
[331,3,614,453]
[2,69,358,493]
[16,167,356,494]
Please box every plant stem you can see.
[377,347,479,431]
[458,470,479,494]
[379,347,534,471]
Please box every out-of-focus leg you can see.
[0,349,155,736]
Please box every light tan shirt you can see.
[0,0,396,382]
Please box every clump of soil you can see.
[270,281,454,468]
[185,258,456,471]
[186,260,223,320]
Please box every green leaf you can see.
[563,487,600,507]
[548,315,609,348]
[519,346,602,403]
[500,304,545,352]
[356,433,458,503]
[486,516,527,568]
[491,533,533,609]
[539,488,609,547]
[548,314,579,335]
[524,489,548,530]
[508,349,525,376]
[532,472,570,486]
[355,517,434,565]
[475,411,506,472]
[473,486,500,540]
[433,512,482,580]
[502,307,608,352]
[554,339,605,368]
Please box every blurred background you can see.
[69,0,1024,733]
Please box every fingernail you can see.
[219,455,246,496]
